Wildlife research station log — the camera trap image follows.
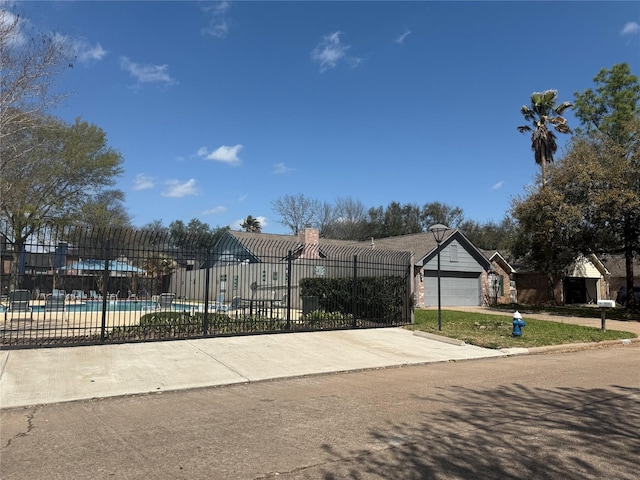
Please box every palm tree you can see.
[241,215,261,233]
[518,90,572,186]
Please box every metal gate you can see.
[1,227,413,349]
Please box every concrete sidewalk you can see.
[2,308,638,410]
[1,328,509,409]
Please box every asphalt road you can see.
[2,345,639,480]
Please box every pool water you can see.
[1,300,202,313]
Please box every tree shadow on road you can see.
[319,383,640,479]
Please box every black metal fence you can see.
[1,226,414,348]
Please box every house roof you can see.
[480,249,516,274]
[351,231,440,256]
[215,230,412,264]
[214,228,496,271]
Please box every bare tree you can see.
[323,196,369,240]
[271,193,320,234]
[0,7,72,206]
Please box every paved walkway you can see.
[1,307,638,410]
[449,306,640,336]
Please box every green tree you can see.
[573,64,640,307]
[169,218,226,249]
[459,217,517,251]
[241,215,261,233]
[76,190,131,229]
[511,119,640,305]
[511,183,584,303]
[0,115,125,288]
[420,201,464,230]
[574,64,640,146]
[517,90,573,186]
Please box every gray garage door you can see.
[425,276,481,307]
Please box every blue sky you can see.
[10,1,640,234]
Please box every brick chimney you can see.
[298,227,319,245]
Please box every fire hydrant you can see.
[512,311,526,337]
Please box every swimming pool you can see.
[1,300,203,313]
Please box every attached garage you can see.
[354,228,494,308]
[417,232,492,307]
[423,273,482,307]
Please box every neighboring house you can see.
[599,254,640,301]
[509,253,611,305]
[180,227,413,308]
[200,227,499,307]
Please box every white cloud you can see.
[69,37,108,64]
[120,56,178,86]
[273,162,292,174]
[311,31,351,73]
[198,144,243,166]
[162,179,198,197]
[394,30,412,45]
[133,174,155,191]
[201,0,231,38]
[202,206,227,215]
[238,194,248,202]
[492,181,505,190]
[621,22,640,36]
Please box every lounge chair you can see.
[229,296,242,310]
[5,289,32,322]
[89,290,102,300]
[158,292,175,310]
[214,294,228,312]
[44,293,66,321]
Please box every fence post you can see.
[203,251,211,335]
[286,250,292,330]
[407,255,415,324]
[100,237,110,342]
[352,255,358,327]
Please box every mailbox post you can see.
[597,300,616,332]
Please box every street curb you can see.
[503,337,640,355]
[412,330,466,346]
[411,328,640,354]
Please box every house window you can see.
[220,274,227,282]
[262,270,266,282]
[233,275,238,288]
[499,276,504,296]
[450,245,458,262]
[272,271,278,281]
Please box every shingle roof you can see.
[221,230,412,262]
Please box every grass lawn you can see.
[406,309,637,349]
[490,303,639,321]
